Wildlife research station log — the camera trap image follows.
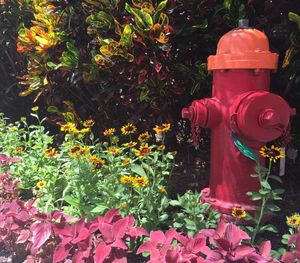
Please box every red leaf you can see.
[112,217,128,239]
[31,221,52,250]
[53,243,72,263]
[94,242,111,263]
[103,208,119,223]
[16,229,31,244]
[72,227,90,244]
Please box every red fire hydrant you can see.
[182,24,295,215]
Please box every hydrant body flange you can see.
[182,28,294,215]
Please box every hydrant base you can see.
[201,187,256,215]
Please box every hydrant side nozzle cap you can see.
[208,28,278,71]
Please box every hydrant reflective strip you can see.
[231,131,259,164]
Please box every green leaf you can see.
[251,193,263,201]
[120,25,133,47]
[272,189,285,194]
[64,195,80,207]
[289,12,300,30]
[269,175,282,183]
[125,3,153,30]
[260,179,271,190]
[47,106,59,113]
[266,204,280,212]
[259,224,278,233]
[231,132,259,164]
[169,200,181,206]
[157,0,168,12]
[131,164,147,177]
[90,204,108,214]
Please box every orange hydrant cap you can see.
[208,28,278,70]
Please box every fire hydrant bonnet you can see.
[208,28,278,70]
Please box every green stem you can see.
[251,161,272,244]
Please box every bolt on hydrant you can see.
[182,20,296,216]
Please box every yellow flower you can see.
[13,146,24,155]
[78,128,90,134]
[79,146,90,155]
[108,147,121,155]
[138,132,151,143]
[120,175,133,184]
[259,145,285,163]
[153,123,171,134]
[60,122,76,133]
[132,176,149,188]
[69,145,89,158]
[121,123,137,135]
[231,207,247,219]
[135,144,152,158]
[20,117,27,122]
[287,214,300,228]
[171,151,177,156]
[123,141,137,148]
[44,147,59,158]
[103,128,116,136]
[122,158,131,166]
[158,186,166,193]
[120,202,128,209]
[87,155,105,170]
[83,119,95,128]
[36,180,46,190]
[157,145,165,151]
[32,106,39,112]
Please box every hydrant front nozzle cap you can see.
[208,28,278,70]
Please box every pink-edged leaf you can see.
[224,223,249,248]
[99,222,114,243]
[111,238,128,250]
[16,229,31,244]
[164,228,178,244]
[33,212,48,221]
[15,210,31,222]
[31,221,52,250]
[259,240,271,258]
[205,251,223,262]
[24,255,35,263]
[50,210,64,220]
[175,233,188,246]
[112,217,129,239]
[233,245,255,259]
[149,230,165,244]
[189,236,206,254]
[53,243,72,263]
[72,227,90,244]
[127,226,148,238]
[281,252,296,263]
[215,238,230,252]
[216,220,227,237]
[136,241,156,254]
[94,242,112,263]
[103,208,119,223]
[166,247,179,262]
[52,221,73,237]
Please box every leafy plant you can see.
[244,145,286,244]
[0,111,175,231]
[169,190,220,236]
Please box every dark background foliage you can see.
[0,0,299,188]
